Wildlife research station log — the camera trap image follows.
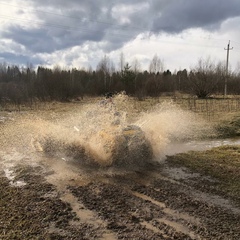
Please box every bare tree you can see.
[131,57,142,74]
[97,55,115,92]
[189,57,225,98]
[149,54,164,74]
[235,61,240,76]
[119,52,125,74]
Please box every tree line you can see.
[0,55,240,108]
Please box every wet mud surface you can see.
[0,102,239,239]
[1,160,239,240]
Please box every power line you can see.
[231,40,240,47]
[0,1,146,32]
[0,14,139,40]
[0,14,228,52]
[0,13,229,51]
[0,0,239,71]
[0,0,238,46]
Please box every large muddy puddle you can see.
[162,137,240,159]
[0,94,238,177]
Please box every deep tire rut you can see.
[66,167,240,239]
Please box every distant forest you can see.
[0,55,240,108]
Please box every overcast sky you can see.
[1,0,240,72]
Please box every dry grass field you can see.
[131,96,240,122]
[1,95,240,121]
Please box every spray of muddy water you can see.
[0,95,213,170]
[135,101,213,160]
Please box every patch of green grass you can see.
[167,145,240,203]
[215,115,240,138]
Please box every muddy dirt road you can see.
[0,100,239,239]
[1,156,239,240]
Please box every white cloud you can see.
[0,39,26,53]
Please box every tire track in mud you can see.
[1,121,239,239]
[64,165,240,240]
[42,157,118,240]
[1,148,240,239]
[130,191,200,239]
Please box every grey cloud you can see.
[2,21,106,54]
[0,52,43,66]
[29,0,146,47]
[30,0,240,46]
[32,0,114,25]
[1,0,240,65]
[2,0,148,57]
[150,0,240,33]
[3,27,54,53]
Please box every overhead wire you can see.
[0,1,146,31]
[0,14,140,40]
[0,13,232,51]
[0,0,239,65]
[0,0,237,45]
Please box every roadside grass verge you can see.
[215,115,240,138]
[166,145,240,205]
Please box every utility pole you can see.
[224,40,233,97]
